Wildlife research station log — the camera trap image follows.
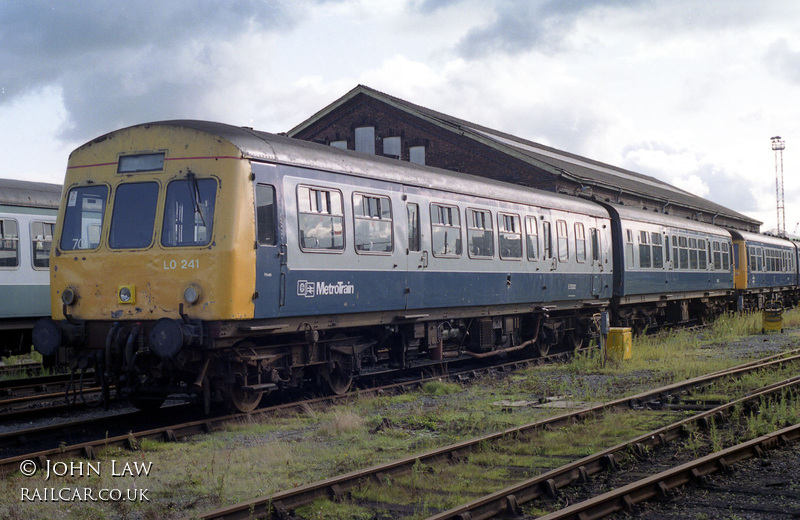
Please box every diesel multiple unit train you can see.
[31,120,800,411]
[0,179,60,358]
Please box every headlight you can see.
[183,284,202,305]
[61,287,77,306]
[118,285,135,304]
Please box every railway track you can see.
[0,355,552,473]
[190,349,800,520]
[0,361,43,378]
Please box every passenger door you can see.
[252,163,285,318]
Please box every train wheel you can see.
[227,386,262,413]
[320,361,353,395]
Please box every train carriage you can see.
[0,179,60,357]
[34,120,614,411]
[603,205,735,330]
[729,230,799,308]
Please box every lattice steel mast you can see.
[771,136,786,237]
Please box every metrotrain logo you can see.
[297,280,356,298]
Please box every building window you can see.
[498,213,522,259]
[31,221,54,269]
[297,185,344,251]
[383,136,401,159]
[431,203,461,257]
[467,209,493,258]
[330,140,347,150]
[0,219,19,268]
[409,145,425,165]
[355,127,375,154]
[353,193,393,253]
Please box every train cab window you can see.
[407,203,420,253]
[542,221,552,259]
[590,228,600,263]
[499,213,522,260]
[638,230,651,268]
[431,203,461,257]
[60,185,108,251]
[556,220,569,262]
[353,193,393,253]
[698,239,707,269]
[625,230,634,268]
[297,186,344,251]
[651,232,663,268]
[467,209,494,258]
[256,184,277,246]
[162,177,217,248]
[0,219,19,268]
[31,221,54,269]
[575,223,586,263]
[525,216,539,260]
[109,182,159,249]
[689,238,698,270]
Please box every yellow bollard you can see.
[606,327,632,361]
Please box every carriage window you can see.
[721,242,730,270]
[625,229,634,268]
[31,221,54,268]
[353,193,393,253]
[407,203,420,253]
[698,239,707,269]
[162,177,216,248]
[678,236,689,269]
[665,235,671,263]
[256,184,277,246]
[109,182,159,249]
[689,238,698,270]
[712,241,722,270]
[639,230,651,268]
[556,220,569,262]
[672,235,679,267]
[431,203,461,257]
[297,186,343,251]
[575,223,586,263]
[499,213,522,259]
[542,221,552,259]
[60,185,108,251]
[467,209,493,258]
[651,232,663,268]
[590,228,600,262]
[525,216,539,260]
[0,219,19,268]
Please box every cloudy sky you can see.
[2,0,800,232]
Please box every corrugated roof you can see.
[0,178,62,209]
[288,85,760,227]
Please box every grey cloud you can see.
[410,0,466,13]
[765,38,800,85]
[455,0,648,58]
[0,1,312,139]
